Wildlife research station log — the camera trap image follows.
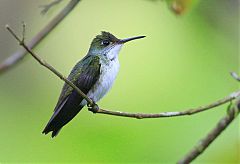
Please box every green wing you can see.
[43,55,101,137]
[54,55,100,111]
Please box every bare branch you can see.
[6,24,240,163]
[40,0,63,15]
[231,72,240,82]
[178,100,240,164]
[21,21,26,43]
[96,91,239,118]
[6,24,240,119]
[5,24,94,107]
[0,0,81,75]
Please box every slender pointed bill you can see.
[119,36,145,44]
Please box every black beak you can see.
[119,36,146,44]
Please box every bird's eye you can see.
[101,40,110,46]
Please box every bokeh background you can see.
[0,0,239,163]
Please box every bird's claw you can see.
[88,101,99,113]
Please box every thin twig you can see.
[178,100,240,164]
[178,72,240,163]
[21,21,26,43]
[0,0,80,75]
[6,24,240,119]
[5,24,94,107]
[231,72,240,82]
[97,91,239,118]
[40,0,63,15]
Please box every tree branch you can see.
[178,100,240,164]
[0,0,80,75]
[178,73,240,163]
[40,0,63,15]
[6,23,240,163]
[5,23,94,105]
[6,23,240,119]
[96,91,240,118]
[231,72,240,82]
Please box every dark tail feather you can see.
[42,124,62,138]
[42,104,83,138]
[42,99,67,137]
[51,128,61,138]
[42,91,85,137]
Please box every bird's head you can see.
[88,31,145,60]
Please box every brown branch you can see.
[178,100,240,164]
[97,92,239,118]
[5,23,94,107]
[6,24,240,119]
[40,0,63,15]
[0,0,80,75]
[6,23,240,163]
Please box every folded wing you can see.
[42,55,101,137]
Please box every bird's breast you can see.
[87,58,120,102]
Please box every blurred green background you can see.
[0,0,239,163]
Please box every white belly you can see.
[81,58,120,106]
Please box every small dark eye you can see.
[101,40,110,46]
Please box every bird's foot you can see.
[88,101,99,113]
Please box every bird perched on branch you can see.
[42,31,145,137]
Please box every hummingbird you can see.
[42,31,145,137]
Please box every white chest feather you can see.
[87,58,120,102]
